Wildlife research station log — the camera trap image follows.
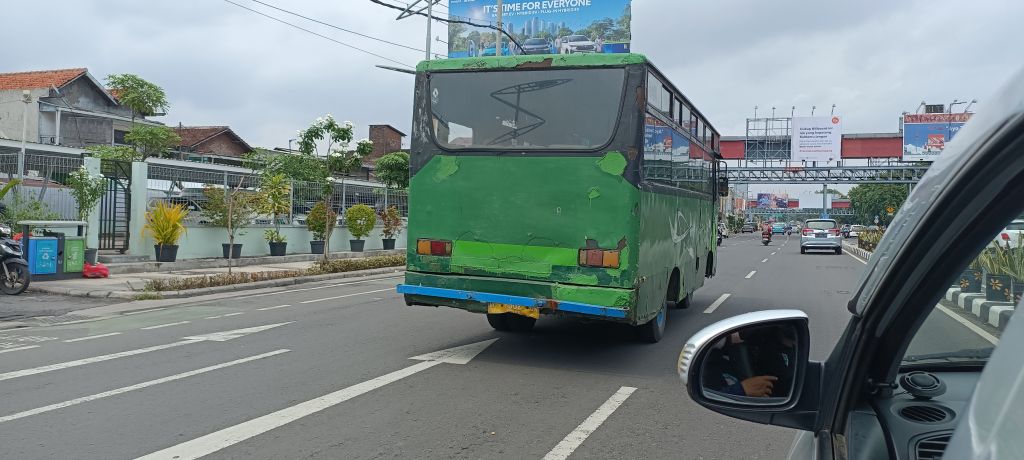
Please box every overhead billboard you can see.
[756,193,789,209]
[447,0,632,58]
[902,113,972,162]
[791,116,842,162]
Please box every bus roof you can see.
[416,53,648,73]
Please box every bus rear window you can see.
[428,68,625,150]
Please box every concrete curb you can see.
[945,287,1015,330]
[29,266,406,300]
[840,241,872,261]
[104,249,404,274]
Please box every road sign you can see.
[886,206,895,214]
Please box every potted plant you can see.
[142,201,187,262]
[258,173,291,256]
[344,204,376,252]
[67,166,106,264]
[201,184,257,260]
[979,246,1013,302]
[378,205,402,250]
[306,201,335,254]
[957,256,984,293]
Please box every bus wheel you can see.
[486,313,535,332]
[636,303,667,343]
[676,291,692,309]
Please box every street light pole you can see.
[19,90,30,182]
[425,0,433,60]
[495,0,503,56]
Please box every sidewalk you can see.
[29,250,405,299]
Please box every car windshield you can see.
[805,220,837,230]
[1007,220,1024,230]
[524,38,546,45]
[429,68,625,149]
[567,35,588,42]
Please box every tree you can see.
[847,184,908,226]
[257,173,291,243]
[296,114,373,259]
[243,150,328,184]
[85,145,141,162]
[202,182,258,273]
[375,152,409,190]
[124,125,181,160]
[105,74,170,120]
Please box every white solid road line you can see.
[846,251,868,265]
[123,308,166,316]
[936,304,999,345]
[135,339,497,460]
[256,304,291,311]
[543,386,637,460]
[237,276,403,299]
[703,294,731,314]
[221,312,244,317]
[299,288,395,304]
[0,345,40,354]
[0,350,290,424]
[0,322,292,383]
[745,270,757,279]
[761,258,768,263]
[141,321,191,330]
[63,332,122,343]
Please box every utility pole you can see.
[495,0,503,56]
[425,0,433,60]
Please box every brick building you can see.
[172,125,253,165]
[365,124,405,166]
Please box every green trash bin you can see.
[64,236,85,273]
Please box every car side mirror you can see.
[678,309,820,431]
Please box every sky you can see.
[3,0,1022,203]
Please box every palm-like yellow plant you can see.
[143,201,188,246]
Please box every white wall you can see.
[164,224,407,260]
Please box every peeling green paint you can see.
[433,156,459,182]
[587,187,601,200]
[596,151,627,176]
[416,53,648,73]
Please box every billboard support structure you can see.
[744,117,792,164]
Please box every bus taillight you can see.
[578,248,620,269]
[416,239,452,256]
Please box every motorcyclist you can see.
[761,223,773,242]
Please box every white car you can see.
[800,218,842,254]
[847,224,867,238]
[559,35,597,54]
[994,218,1024,248]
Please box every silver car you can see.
[800,219,842,254]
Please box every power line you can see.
[222,0,412,68]
[368,0,522,49]
[247,0,429,53]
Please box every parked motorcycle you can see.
[0,224,29,295]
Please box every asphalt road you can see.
[0,233,997,459]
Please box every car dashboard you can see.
[847,370,979,460]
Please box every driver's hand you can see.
[741,375,778,397]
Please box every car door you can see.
[677,66,1024,460]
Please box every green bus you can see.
[397,53,726,342]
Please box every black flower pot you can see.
[1011,279,1024,305]
[154,244,179,263]
[958,269,983,293]
[222,243,243,259]
[269,242,287,256]
[350,239,365,252]
[382,238,396,250]
[985,273,1013,302]
[310,240,325,254]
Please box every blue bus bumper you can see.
[396,284,629,319]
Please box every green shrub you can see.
[344,204,376,240]
[142,254,406,291]
[307,201,335,241]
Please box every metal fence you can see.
[0,153,84,221]
[145,162,408,227]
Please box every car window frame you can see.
[819,108,1024,454]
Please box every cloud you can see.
[2,0,1020,159]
